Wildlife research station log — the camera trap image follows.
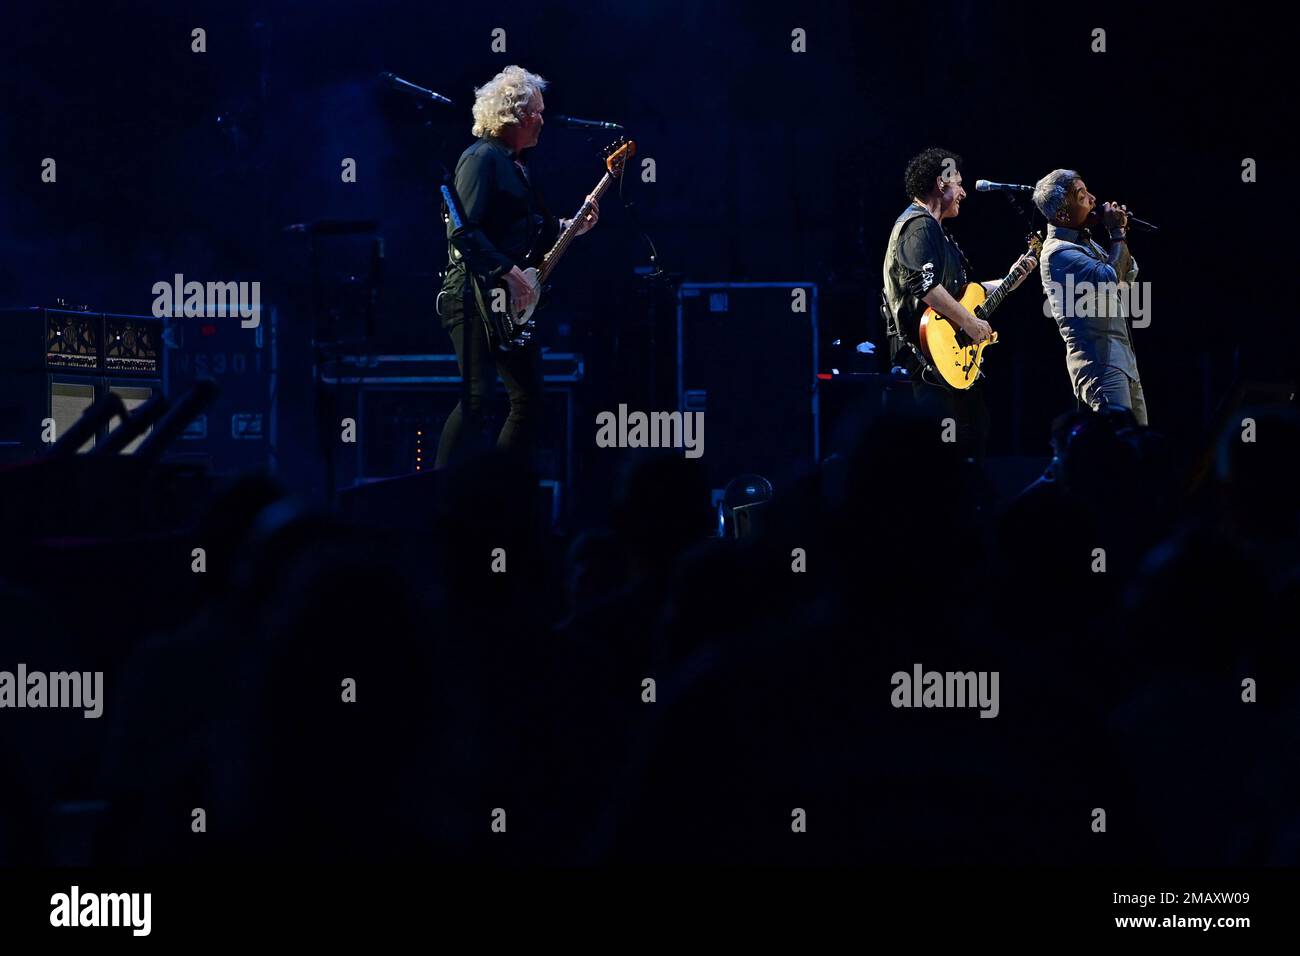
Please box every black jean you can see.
[912,381,989,465]
[889,335,989,464]
[434,285,544,469]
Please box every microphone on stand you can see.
[551,114,623,130]
[975,179,1032,193]
[379,72,454,106]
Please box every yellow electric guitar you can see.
[918,232,1042,390]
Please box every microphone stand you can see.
[998,191,1044,458]
[1003,190,1044,233]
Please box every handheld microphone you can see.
[1124,212,1158,233]
[975,180,1032,193]
[1089,206,1160,233]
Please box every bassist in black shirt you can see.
[435,65,598,469]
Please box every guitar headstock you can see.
[604,138,637,177]
[1026,230,1044,258]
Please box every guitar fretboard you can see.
[977,271,1018,319]
[976,249,1036,320]
[539,170,617,284]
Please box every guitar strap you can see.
[947,230,975,288]
[512,154,552,267]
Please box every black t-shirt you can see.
[882,203,969,360]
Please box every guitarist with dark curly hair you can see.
[882,147,1034,463]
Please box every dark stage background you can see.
[1,0,1297,897]
[0,0,1284,503]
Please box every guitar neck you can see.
[537,170,615,284]
[977,265,1025,319]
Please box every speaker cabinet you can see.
[107,383,158,454]
[0,308,164,463]
[676,282,820,490]
[349,384,575,491]
[50,381,97,453]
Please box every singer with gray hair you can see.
[1033,169,1147,425]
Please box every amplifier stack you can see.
[0,306,163,464]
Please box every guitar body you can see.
[916,231,1042,390]
[918,282,997,391]
[483,265,542,352]
[512,266,542,325]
